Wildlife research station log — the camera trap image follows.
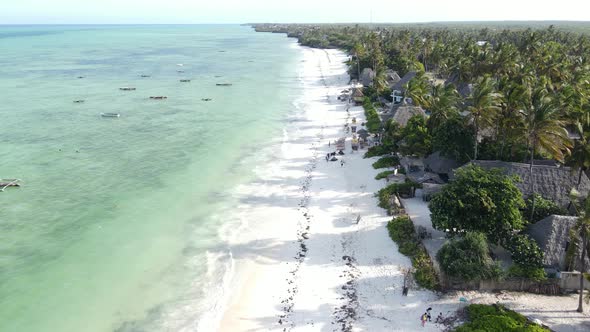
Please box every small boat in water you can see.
[120,87,136,91]
[0,179,21,191]
[149,96,167,100]
[180,79,191,82]
[73,100,85,103]
[101,112,120,118]
[140,74,151,78]
[216,83,232,86]
[202,98,212,101]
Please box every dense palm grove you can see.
[253,23,590,311]
[293,25,590,172]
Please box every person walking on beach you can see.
[426,307,432,322]
[340,160,344,167]
[420,313,428,327]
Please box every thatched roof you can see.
[468,160,590,207]
[388,104,427,127]
[360,68,375,87]
[527,215,579,270]
[352,87,364,98]
[391,71,417,93]
[356,129,369,140]
[424,151,460,175]
[385,69,402,86]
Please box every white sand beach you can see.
[213,47,590,332]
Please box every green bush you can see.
[437,232,503,281]
[454,304,549,332]
[372,155,400,169]
[507,265,547,282]
[524,193,567,223]
[364,145,390,158]
[376,180,421,212]
[387,216,439,290]
[375,170,396,180]
[412,251,439,290]
[362,97,381,133]
[506,234,544,270]
[374,168,405,180]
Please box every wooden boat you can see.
[73,100,85,103]
[180,79,191,82]
[216,83,233,86]
[177,70,185,73]
[101,112,120,118]
[149,96,167,100]
[119,87,136,91]
[201,98,212,101]
[0,179,21,192]
[140,74,151,78]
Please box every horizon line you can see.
[1,19,590,26]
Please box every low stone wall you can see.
[442,277,561,294]
[559,272,590,291]
[442,274,589,294]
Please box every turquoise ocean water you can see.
[0,25,302,331]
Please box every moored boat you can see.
[216,83,232,86]
[180,79,191,82]
[149,96,167,100]
[101,112,120,118]
[0,179,21,191]
[119,87,136,91]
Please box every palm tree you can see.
[570,132,590,187]
[569,191,590,313]
[426,84,460,132]
[466,76,502,160]
[521,87,573,220]
[497,80,526,160]
[404,71,430,107]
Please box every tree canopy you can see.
[429,164,526,244]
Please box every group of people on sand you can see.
[420,307,444,327]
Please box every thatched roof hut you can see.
[351,87,364,104]
[391,71,417,93]
[465,160,590,207]
[526,215,590,270]
[356,128,369,140]
[360,68,375,87]
[424,151,460,177]
[385,69,402,87]
[386,104,427,127]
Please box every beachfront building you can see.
[527,215,590,272]
[458,160,590,208]
[351,87,365,105]
[360,68,375,87]
[383,104,427,128]
[423,151,461,182]
[391,71,417,105]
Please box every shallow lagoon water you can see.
[0,25,302,332]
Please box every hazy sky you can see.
[2,0,590,24]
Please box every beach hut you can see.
[360,68,375,87]
[356,129,369,141]
[526,215,590,271]
[391,71,417,104]
[459,160,590,208]
[384,104,427,128]
[351,88,364,105]
[424,151,461,181]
